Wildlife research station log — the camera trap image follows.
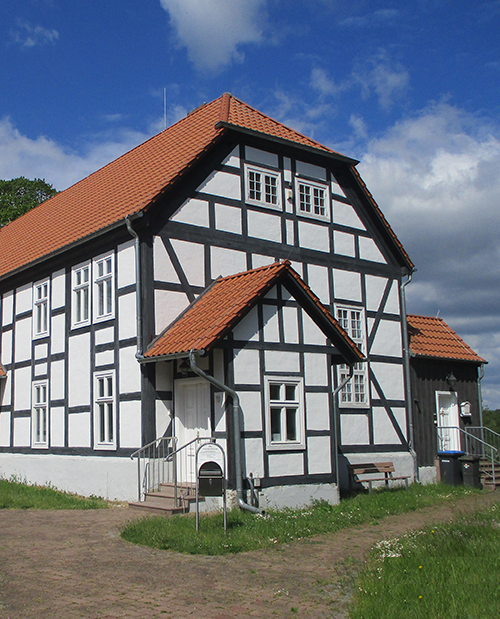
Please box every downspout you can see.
[125,215,143,357]
[333,365,355,494]
[188,349,263,514]
[400,270,418,481]
[478,363,485,444]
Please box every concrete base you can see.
[418,465,438,485]
[339,451,415,492]
[257,482,339,510]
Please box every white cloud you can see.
[353,52,409,111]
[11,21,59,48]
[358,103,500,405]
[159,0,266,71]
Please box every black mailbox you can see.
[198,461,224,497]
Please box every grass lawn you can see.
[0,477,108,509]
[121,483,479,555]
[350,503,500,618]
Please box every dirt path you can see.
[0,491,498,619]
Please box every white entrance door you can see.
[436,391,461,452]
[175,378,211,483]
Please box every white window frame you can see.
[94,370,116,449]
[93,253,115,323]
[294,177,330,221]
[336,306,369,408]
[33,278,50,339]
[71,261,91,328]
[245,164,282,210]
[32,380,48,448]
[265,376,305,450]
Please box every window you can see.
[336,306,369,407]
[265,377,305,449]
[72,262,91,327]
[295,178,330,221]
[32,380,48,447]
[93,255,114,321]
[33,279,50,338]
[245,165,281,210]
[94,371,115,448]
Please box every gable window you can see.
[94,371,115,449]
[265,376,305,450]
[336,306,369,407]
[32,380,48,448]
[295,178,330,221]
[72,262,91,327]
[245,164,281,210]
[33,279,50,338]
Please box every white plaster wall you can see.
[304,353,328,386]
[341,413,370,445]
[268,451,303,477]
[0,411,11,446]
[13,417,30,446]
[307,436,331,474]
[119,400,141,448]
[232,306,259,342]
[213,391,226,433]
[307,264,330,304]
[68,412,91,448]
[0,453,138,501]
[370,362,405,401]
[296,160,326,181]
[118,292,137,340]
[117,239,136,288]
[155,360,173,391]
[245,146,278,168]
[333,269,362,302]
[170,239,205,287]
[332,200,365,229]
[262,304,279,343]
[156,399,171,437]
[359,237,387,264]
[222,146,239,168]
[68,333,90,407]
[171,198,209,228]
[34,362,47,377]
[95,349,114,367]
[211,246,247,278]
[34,343,48,360]
[284,157,292,183]
[305,392,330,431]
[16,283,32,315]
[334,231,355,257]
[14,366,31,411]
[1,373,11,406]
[238,390,262,432]
[393,407,407,440]
[365,275,387,312]
[1,330,12,365]
[373,407,401,444]
[370,320,403,357]
[51,269,66,308]
[50,407,65,447]
[154,289,189,335]
[2,291,14,325]
[14,318,31,362]
[243,437,264,477]
[247,210,282,243]
[51,359,65,401]
[302,311,325,346]
[233,348,260,385]
[384,281,401,315]
[95,327,114,345]
[51,314,65,354]
[197,170,241,200]
[251,254,275,269]
[119,346,141,395]
[153,236,180,283]
[264,350,300,373]
[215,203,242,234]
[259,482,339,510]
[298,221,330,253]
[283,306,299,344]
[286,219,294,245]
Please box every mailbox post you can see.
[195,442,227,532]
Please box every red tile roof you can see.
[0,92,410,281]
[0,364,5,379]
[144,261,364,364]
[407,314,486,364]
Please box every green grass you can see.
[0,476,108,509]
[350,504,500,618]
[121,483,479,555]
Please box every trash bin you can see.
[460,455,482,489]
[438,451,464,485]
[198,461,224,497]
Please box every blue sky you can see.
[2,0,500,406]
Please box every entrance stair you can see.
[128,482,199,516]
[480,460,500,490]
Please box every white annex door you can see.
[436,391,461,452]
[174,378,211,483]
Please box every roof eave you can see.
[411,352,487,365]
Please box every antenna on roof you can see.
[163,87,167,130]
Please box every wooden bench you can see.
[347,461,410,494]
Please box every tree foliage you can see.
[0,177,57,227]
[482,408,500,434]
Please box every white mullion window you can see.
[72,262,91,327]
[32,380,48,447]
[337,306,368,407]
[295,178,330,221]
[245,164,282,210]
[93,254,114,322]
[94,371,115,449]
[265,377,305,450]
[33,279,50,338]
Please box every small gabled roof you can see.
[407,314,486,364]
[0,93,411,281]
[144,261,364,366]
[0,364,6,379]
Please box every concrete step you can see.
[128,501,188,516]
